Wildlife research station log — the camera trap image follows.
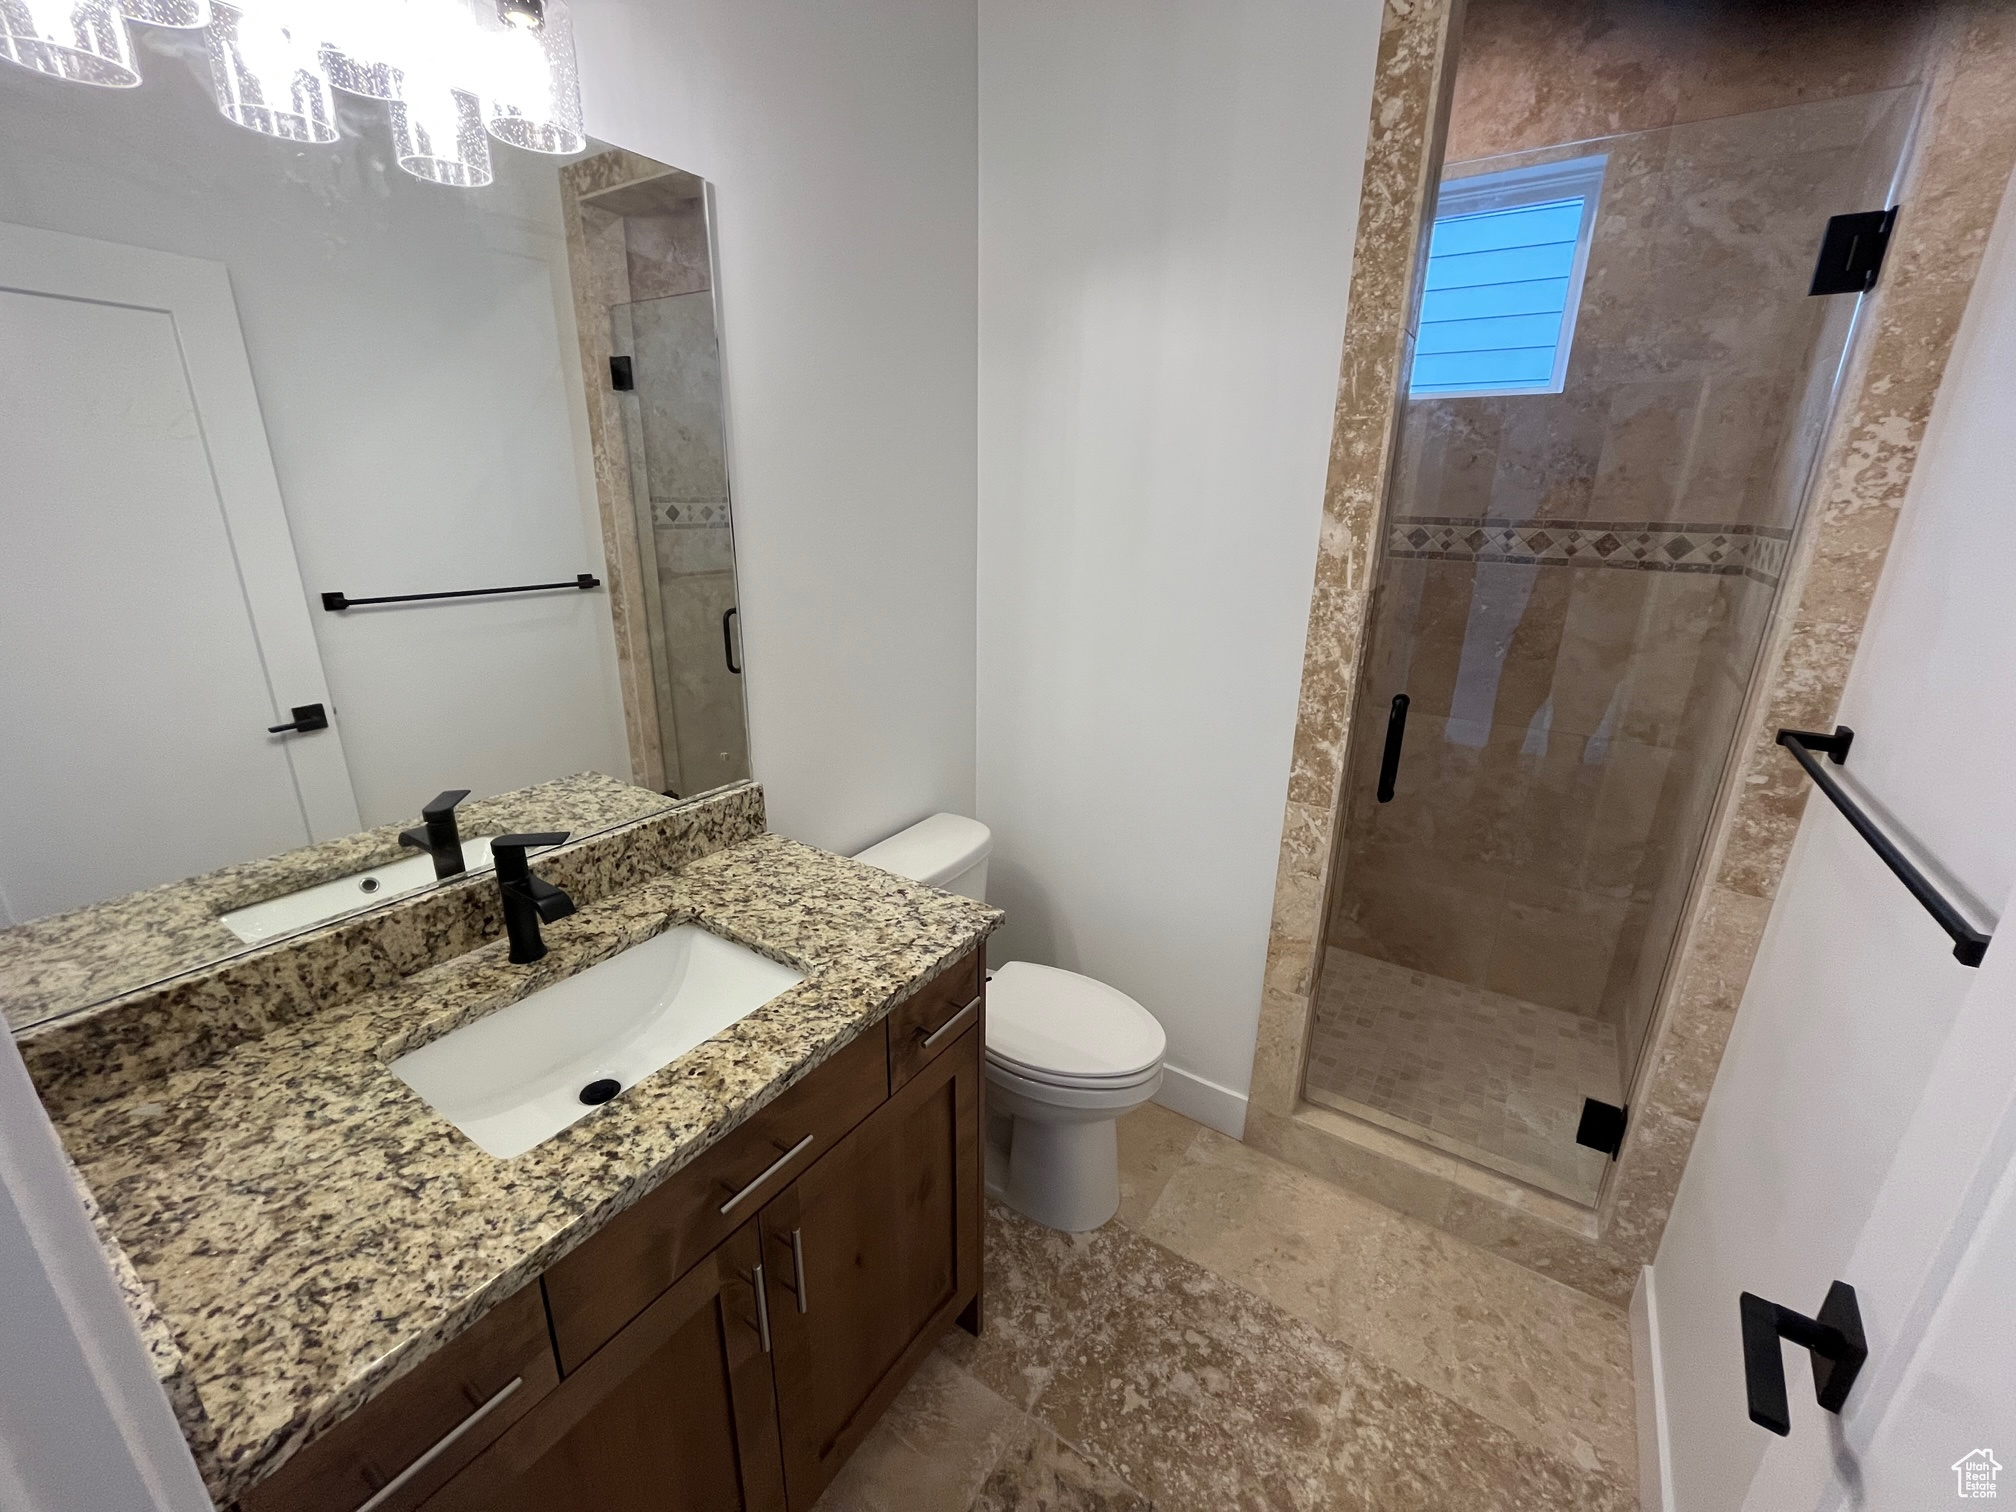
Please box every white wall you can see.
[574,0,979,853]
[1648,162,2016,1512]
[974,0,1382,1130]
[0,45,631,829]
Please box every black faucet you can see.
[492,833,575,964]
[399,789,471,879]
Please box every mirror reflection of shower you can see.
[1303,2,1922,1206]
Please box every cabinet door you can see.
[760,1024,983,1509]
[419,1224,785,1512]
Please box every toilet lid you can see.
[985,962,1166,1083]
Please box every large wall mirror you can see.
[0,15,751,1028]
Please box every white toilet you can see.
[854,814,1166,1233]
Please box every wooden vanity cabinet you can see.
[262,950,984,1512]
[416,1223,784,1512]
[759,1020,985,1510]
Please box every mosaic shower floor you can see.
[1304,948,1621,1203]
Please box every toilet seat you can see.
[984,961,1166,1088]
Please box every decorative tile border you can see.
[650,499,732,528]
[1388,515,1793,583]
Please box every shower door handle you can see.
[722,606,741,675]
[1376,693,1409,803]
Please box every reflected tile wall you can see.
[608,203,750,799]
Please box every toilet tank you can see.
[852,813,991,901]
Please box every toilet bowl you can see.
[853,815,1168,1233]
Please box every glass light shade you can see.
[317,0,401,98]
[479,3,581,154]
[0,0,139,86]
[391,80,490,186]
[118,0,208,30]
[207,0,337,141]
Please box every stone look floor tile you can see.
[938,1206,1111,1411]
[1115,1100,1204,1225]
[1322,1348,1637,1512]
[812,1349,1028,1512]
[970,1421,1153,1511]
[839,1139,1637,1512]
[1138,1127,1638,1481]
[1027,1218,1349,1511]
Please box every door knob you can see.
[267,702,329,735]
[1739,1280,1867,1435]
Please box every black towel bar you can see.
[321,574,600,612]
[1776,725,1990,967]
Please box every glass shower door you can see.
[1304,87,1919,1203]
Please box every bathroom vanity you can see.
[18,784,998,1512]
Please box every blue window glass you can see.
[1408,167,1600,398]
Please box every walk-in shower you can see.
[1304,85,1920,1204]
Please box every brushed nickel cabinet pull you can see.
[789,1226,809,1315]
[745,1263,773,1353]
[718,1133,816,1215]
[919,996,981,1050]
[351,1375,523,1512]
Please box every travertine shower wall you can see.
[1252,0,2016,1302]
[1325,5,1925,1085]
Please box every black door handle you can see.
[1739,1281,1867,1436]
[1376,693,1409,803]
[722,606,741,675]
[267,703,329,735]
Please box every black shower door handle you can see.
[722,606,741,674]
[1376,693,1409,803]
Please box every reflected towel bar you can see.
[321,574,600,611]
[1776,725,1990,967]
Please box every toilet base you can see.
[988,1111,1121,1233]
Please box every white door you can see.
[1732,884,2016,1512]
[1645,164,2016,1512]
[0,223,358,924]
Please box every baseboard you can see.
[1631,1265,1677,1512]
[1154,1062,1249,1138]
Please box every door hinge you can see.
[608,354,635,391]
[1809,207,1897,296]
[1575,1097,1628,1158]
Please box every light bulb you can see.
[478,0,579,154]
[117,0,208,30]
[206,0,337,142]
[0,0,140,85]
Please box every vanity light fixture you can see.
[207,0,338,143]
[117,0,207,32]
[1,0,584,186]
[0,0,142,87]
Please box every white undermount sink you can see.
[219,837,499,945]
[390,923,806,1158]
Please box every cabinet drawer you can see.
[238,1282,557,1512]
[543,1023,889,1373]
[886,949,982,1093]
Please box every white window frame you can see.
[1411,151,1608,400]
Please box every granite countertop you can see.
[2,772,678,1032]
[53,833,1000,1506]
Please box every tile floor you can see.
[814,1103,1639,1512]
[1304,948,1621,1202]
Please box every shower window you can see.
[1410,154,1605,398]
